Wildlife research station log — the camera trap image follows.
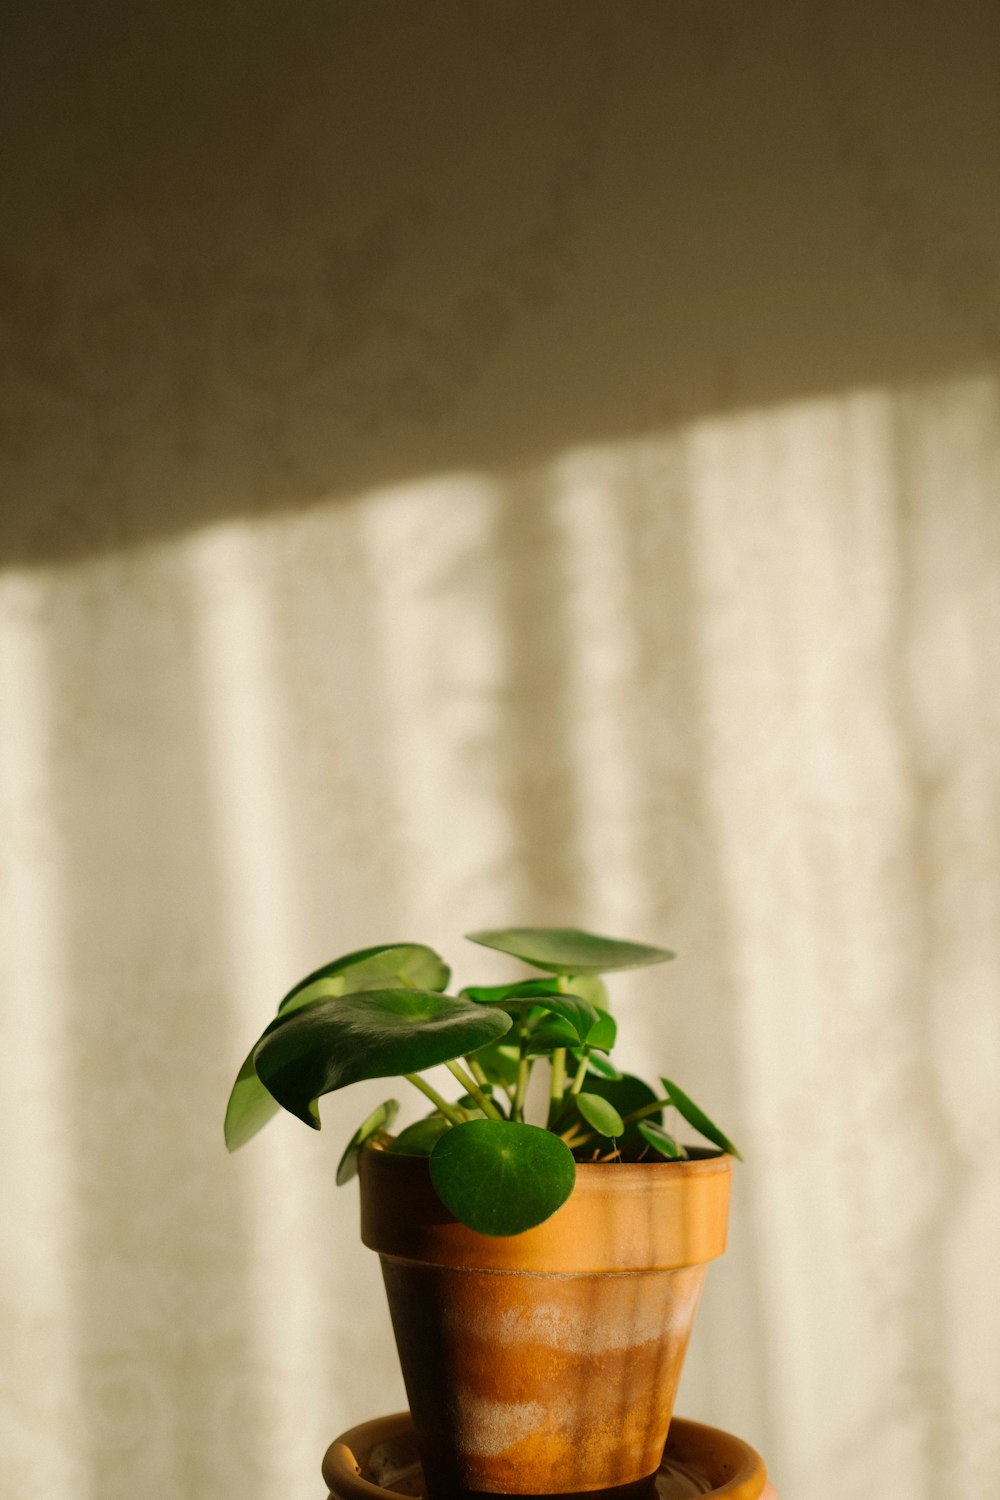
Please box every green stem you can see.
[404,1073,465,1126]
[620,1097,670,1128]
[512,1016,530,1122]
[466,1055,490,1088]
[547,1047,567,1126]
[568,1049,590,1096]
[445,1060,504,1121]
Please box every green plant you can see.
[225,926,740,1236]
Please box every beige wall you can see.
[2,5,999,1499]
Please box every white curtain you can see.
[2,371,998,1500]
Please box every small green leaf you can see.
[253,989,512,1129]
[429,1119,576,1235]
[471,990,601,1047]
[661,1077,742,1159]
[575,1051,622,1081]
[580,1073,661,1150]
[576,1092,624,1138]
[557,973,610,1010]
[638,1120,685,1159]
[585,1010,617,1052]
[461,979,564,1004]
[469,1036,521,1090]
[388,1115,451,1157]
[335,1098,399,1186]
[466,926,674,975]
[525,1017,580,1055]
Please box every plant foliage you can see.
[226,927,740,1235]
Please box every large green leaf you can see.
[224,943,449,1152]
[335,1098,399,1186]
[253,989,511,1129]
[429,1119,576,1235]
[465,926,674,975]
[524,1016,580,1055]
[662,1077,742,1160]
[278,943,450,1013]
[224,985,326,1153]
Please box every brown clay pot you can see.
[359,1148,731,1498]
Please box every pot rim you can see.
[359,1145,731,1273]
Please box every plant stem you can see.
[466,1055,490,1088]
[568,1049,590,1096]
[512,1016,530,1123]
[547,1047,566,1126]
[404,1073,465,1126]
[445,1060,504,1120]
[620,1097,670,1128]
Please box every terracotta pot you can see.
[359,1148,731,1498]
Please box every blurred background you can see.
[2,4,999,1498]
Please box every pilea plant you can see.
[225,926,740,1236]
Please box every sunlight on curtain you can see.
[551,448,648,931]
[185,524,335,1495]
[0,574,82,1493]
[359,473,521,945]
[1,368,997,1500]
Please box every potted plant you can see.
[225,927,741,1499]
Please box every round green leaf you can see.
[558,973,610,1009]
[465,926,674,975]
[429,1119,576,1235]
[461,979,564,1004]
[278,943,450,1014]
[638,1120,685,1160]
[254,989,512,1129]
[225,943,450,1152]
[661,1077,742,1160]
[336,1098,399,1186]
[576,1051,622,1081]
[580,1072,661,1151]
[585,1010,617,1052]
[471,990,600,1047]
[576,1092,624,1138]
[388,1115,452,1157]
[525,1017,580,1055]
[224,1049,283,1152]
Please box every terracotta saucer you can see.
[323,1412,775,1500]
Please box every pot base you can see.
[322,1412,775,1500]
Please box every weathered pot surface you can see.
[359,1149,731,1498]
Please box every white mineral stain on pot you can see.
[455,1394,549,1458]
[445,1273,702,1354]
